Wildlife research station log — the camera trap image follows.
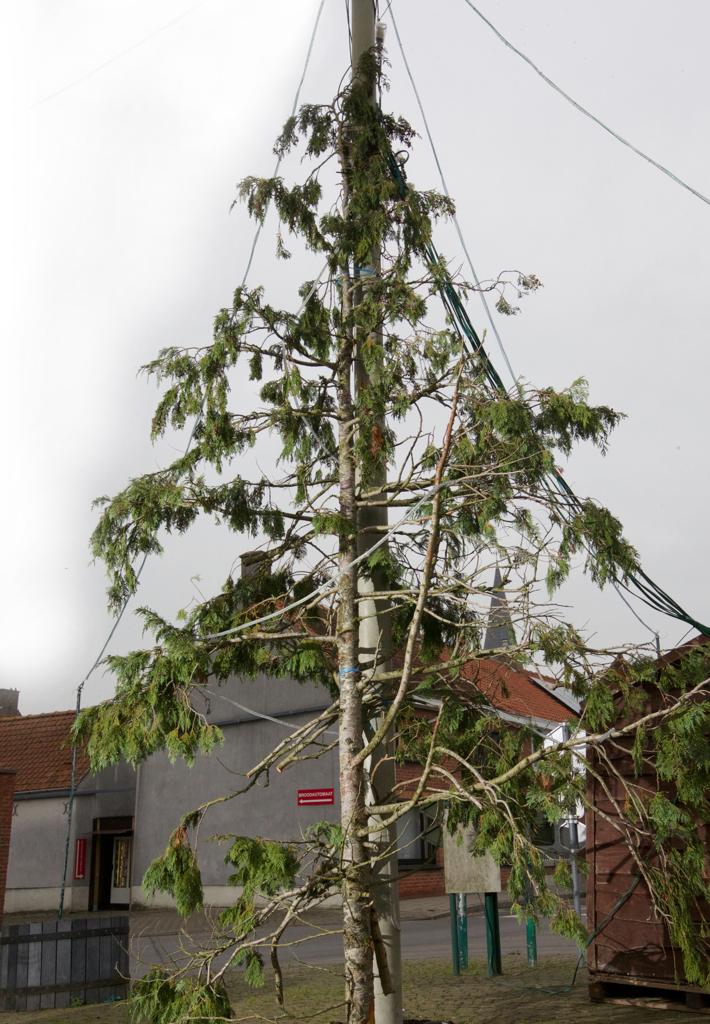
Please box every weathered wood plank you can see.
[589,970,710,1013]
[3,926,19,1011]
[592,941,685,982]
[0,916,129,1009]
[0,923,127,945]
[23,923,40,1012]
[6,976,125,999]
[70,917,87,1004]
[55,920,73,1010]
[40,920,58,1009]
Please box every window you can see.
[396,807,442,866]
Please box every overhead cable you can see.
[387,5,670,645]
[241,0,327,286]
[388,2,516,385]
[206,688,338,736]
[33,0,214,108]
[201,476,454,641]
[57,0,327,917]
[460,0,710,209]
[383,143,710,639]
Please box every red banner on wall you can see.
[74,837,87,879]
[297,788,334,806]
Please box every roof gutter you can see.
[13,788,72,801]
[411,694,567,734]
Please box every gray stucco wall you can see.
[5,796,68,903]
[6,673,340,912]
[131,673,340,905]
[5,761,137,913]
[71,761,138,904]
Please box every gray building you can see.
[0,710,134,913]
[0,575,576,915]
[1,669,575,914]
[0,674,342,914]
[130,673,339,907]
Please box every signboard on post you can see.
[297,788,334,807]
[444,823,503,977]
[443,824,501,894]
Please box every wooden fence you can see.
[0,916,129,1011]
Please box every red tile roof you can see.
[0,711,89,794]
[391,645,575,724]
[0,653,573,795]
[457,657,575,723]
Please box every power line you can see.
[460,0,710,209]
[611,579,661,638]
[57,0,327,918]
[201,475,455,642]
[388,2,671,645]
[387,1,516,384]
[32,0,213,108]
[241,0,327,286]
[383,137,710,638]
[206,688,339,736]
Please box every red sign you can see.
[74,837,87,880]
[297,788,334,807]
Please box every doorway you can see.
[90,816,133,911]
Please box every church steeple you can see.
[483,566,515,653]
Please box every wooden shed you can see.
[586,637,710,1012]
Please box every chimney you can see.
[0,690,20,717]
[240,551,271,579]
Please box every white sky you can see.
[2,1,709,714]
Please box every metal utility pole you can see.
[350,3,403,1022]
[449,893,469,975]
[561,723,583,917]
[484,892,503,976]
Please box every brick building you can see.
[396,655,576,898]
[0,768,15,924]
[0,711,133,913]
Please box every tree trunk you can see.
[337,271,373,1024]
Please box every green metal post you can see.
[456,893,468,970]
[484,891,502,976]
[526,914,537,967]
[449,894,460,975]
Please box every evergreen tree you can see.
[77,55,709,1024]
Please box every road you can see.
[130,906,582,978]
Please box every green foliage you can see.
[143,827,204,917]
[214,836,300,942]
[304,820,345,851]
[649,842,710,987]
[210,837,301,990]
[552,858,572,892]
[81,47,710,1013]
[549,904,588,949]
[232,948,266,989]
[222,836,299,899]
[129,970,231,1024]
[73,637,222,770]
